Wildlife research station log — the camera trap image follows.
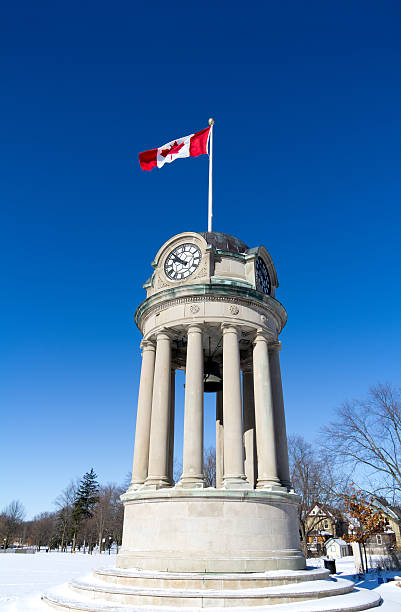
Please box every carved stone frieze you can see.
[137,293,282,339]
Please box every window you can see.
[324,520,329,529]
[376,535,382,545]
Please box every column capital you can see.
[253,328,270,344]
[140,339,156,352]
[186,323,203,335]
[155,328,173,342]
[268,340,282,353]
[221,322,239,336]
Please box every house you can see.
[305,504,348,554]
[324,538,352,560]
[348,498,401,554]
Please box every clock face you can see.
[164,243,202,281]
[256,257,271,295]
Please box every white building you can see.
[325,537,352,559]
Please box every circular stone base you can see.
[117,488,306,573]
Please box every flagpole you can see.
[208,118,215,232]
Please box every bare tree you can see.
[288,435,337,557]
[0,500,25,548]
[110,485,124,553]
[93,484,117,553]
[55,480,78,551]
[30,512,57,551]
[173,458,182,484]
[203,447,216,487]
[322,383,401,501]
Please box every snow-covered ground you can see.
[0,551,400,611]
[0,551,115,610]
[309,556,401,610]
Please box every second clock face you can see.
[256,257,271,295]
[164,243,202,281]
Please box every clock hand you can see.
[173,255,189,265]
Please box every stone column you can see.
[222,324,249,488]
[269,343,291,487]
[253,329,281,489]
[179,324,204,488]
[243,369,257,489]
[145,331,171,489]
[130,340,156,487]
[167,368,175,486]
[215,390,224,488]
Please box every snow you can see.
[0,552,400,611]
[0,551,115,611]
[70,574,353,596]
[95,566,329,580]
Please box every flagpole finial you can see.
[208,118,215,126]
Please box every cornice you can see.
[134,283,287,332]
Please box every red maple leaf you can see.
[160,140,185,158]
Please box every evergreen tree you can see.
[71,469,99,551]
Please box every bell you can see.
[204,360,223,393]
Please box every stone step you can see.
[42,584,381,612]
[68,576,354,607]
[94,567,331,590]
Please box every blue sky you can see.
[1,1,400,518]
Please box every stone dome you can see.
[198,232,249,255]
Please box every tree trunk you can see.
[362,542,368,573]
[98,531,103,554]
[300,522,308,558]
[358,542,365,574]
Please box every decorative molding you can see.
[229,304,240,316]
[192,259,209,280]
[190,304,200,314]
[155,276,170,290]
[140,339,156,351]
[253,328,270,344]
[138,294,281,332]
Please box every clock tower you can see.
[43,230,382,611]
[119,230,300,570]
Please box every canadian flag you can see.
[139,127,210,171]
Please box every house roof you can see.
[371,496,401,522]
[306,504,341,520]
[325,538,348,546]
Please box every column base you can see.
[176,476,205,489]
[143,477,171,490]
[125,482,145,494]
[256,478,286,492]
[223,476,252,490]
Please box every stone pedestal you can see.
[118,488,305,572]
